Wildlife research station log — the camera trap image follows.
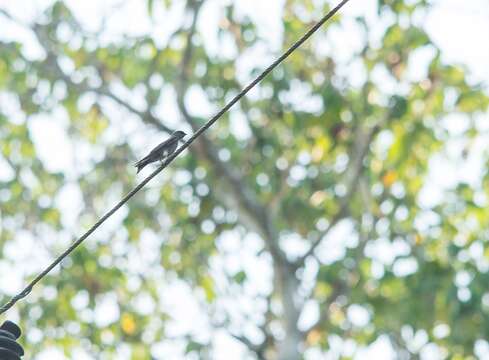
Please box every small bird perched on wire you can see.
[135,130,186,173]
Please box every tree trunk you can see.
[275,262,302,360]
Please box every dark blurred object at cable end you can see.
[0,321,24,359]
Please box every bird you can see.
[134,130,186,173]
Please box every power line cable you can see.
[0,0,352,315]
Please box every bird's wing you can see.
[149,136,177,157]
[165,140,179,156]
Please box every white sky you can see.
[0,0,489,359]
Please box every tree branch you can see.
[229,333,267,360]
[295,121,383,267]
[174,0,286,264]
[302,278,346,335]
[31,20,175,135]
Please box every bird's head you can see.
[173,130,187,139]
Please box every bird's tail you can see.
[134,157,150,173]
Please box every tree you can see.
[1,0,488,358]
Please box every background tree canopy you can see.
[1,0,489,359]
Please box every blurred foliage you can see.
[1,0,489,359]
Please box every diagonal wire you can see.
[0,0,352,315]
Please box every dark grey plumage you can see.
[135,131,186,173]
